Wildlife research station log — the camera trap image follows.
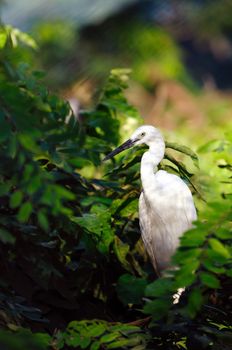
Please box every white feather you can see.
[139,170,197,273]
[132,125,197,274]
[105,124,197,276]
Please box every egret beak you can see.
[103,139,135,161]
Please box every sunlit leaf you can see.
[208,238,231,259]
[7,25,38,49]
[100,332,119,343]
[113,237,131,270]
[87,324,106,337]
[166,142,199,168]
[0,29,7,48]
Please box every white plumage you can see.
[104,125,197,276]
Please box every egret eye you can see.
[141,132,146,137]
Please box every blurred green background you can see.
[1,0,231,198]
[1,0,232,142]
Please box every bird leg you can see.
[173,287,185,304]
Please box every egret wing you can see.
[139,170,197,273]
[139,191,160,276]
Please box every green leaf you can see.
[66,333,81,347]
[0,111,11,141]
[0,183,11,196]
[143,299,170,319]
[226,269,232,277]
[106,339,131,349]
[69,157,92,168]
[0,228,15,244]
[19,134,41,153]
[116,274,147,305]
[87,324,106,337]
[0,29,7,48]
[100,333,119,344]
[187,288,203,318]
[0,329,51,350]
[173,261,199,288]
[215,229,232,240]
[113,237,131,271]
[110,324,140,333]
[7,25,38,49]
[10,190,23,209]
[111,68,132,77]
[112,336,144,348]
[208,238,231,259]
[203,259,225,274]
[17,201,33,222]
[31,333,52,349]
[7,135,17,158]
[130,346,146,350]
[119,199,138,218]
[174,272,196,289]
[79,337,91,349]
[38,210,49,231]
[166,142,199,168]
[145,278,173,297]
[207,248,228,264]
[81,196,112,207]
[90,341,101,350]
[54,185,75,201]
[173,248,202,265]
[180,230,207,247]
[200,272,220,289]
[73,205,114,254]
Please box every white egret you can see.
[104,125,197,276]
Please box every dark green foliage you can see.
[142,140,232,348]
[116,274,147,305]
[53,320,149,350]
[0,24,232,350]
[0,329,50,350]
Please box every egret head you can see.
[103,125,163,161]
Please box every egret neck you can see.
[140,138,165,191]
